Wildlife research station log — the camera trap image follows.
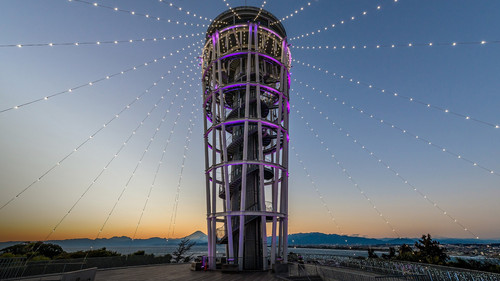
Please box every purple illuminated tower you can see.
[202,7,291,271]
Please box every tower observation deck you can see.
[202,7,291,271]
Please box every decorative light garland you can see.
[294,103,402,238]
[295,79,498,178]
[0,49,200,211]
[292,146,351,246]
[38,81,177,243]
[131,88,199,243]
[253,1,267,21]
[291,40,499,51]
[0,41,200,114]
[158,0,212,22]
[289,1,397,41]
[166,93,200,239]
[222,0,241,20]
[295,90,480,239]
[95,70,197,242]
[270,2,312,25]
[68,0,207,27]
[294,59,500,130]
[2,33,202,48]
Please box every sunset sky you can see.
[1,0,499,242]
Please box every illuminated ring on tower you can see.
[205,118,288,138]
[204,83,289,111]
[202,51,288,81]
[205,160,287,176]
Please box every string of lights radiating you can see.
[166,92,200,240]
[252,1,267,21]
[131,90,196,242]
[1,33,201,48]
[35,80,177,244]
[291,146,350,246]
[130,90,196,243]
[289,1,398,41]
[0,41,200,114]
[291,40,499,51]
[27,63,197,259]
[294,59,500,130]
[295,80,499,178]
[293,101,402,238]
[96,91,182,242]
[221,0,241,20]
[270,2,311,26]
[0,52,197,212]
[295,90,480,239]
[68,0,208,28]
[93,62,198,243]
[158,0,212,22]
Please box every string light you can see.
[222,0,241,20]
[291,40,500,51]
[293,102,402,238]
[253,1,267,21]
[295,79,498,177]
[295,90,480,239]
[289,2,392,41]
[0,41,200,114]
[68,0,207,27]
[166,94,200,239]
[0,48,200,211]
[158,0,212,22]
[37,80,176,244]
[93,67,198,244]
[270,2,312,26]
[294,59,500,130]
[132,88,199,243]
[0,33,202,48]
[292,146,351,246]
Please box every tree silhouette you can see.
[172,238,196,263]
[414,233,448,265]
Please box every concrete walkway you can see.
[95,264,282,281]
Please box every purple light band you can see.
[259,26,283,40]
[206,160,287,175]
[205,118,289,139]
[203,82,285,107]
[203,51,287,80]
[220,24,247,33]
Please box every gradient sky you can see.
[0,0,499,242]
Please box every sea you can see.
[61,245,386,259]
[61,245,497,263]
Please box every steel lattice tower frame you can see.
[202,7,291,271]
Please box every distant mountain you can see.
[286,232,384,246]
[2,231,498,251]
[184,231,208,244]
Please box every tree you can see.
[367,248,378,259]
[1,242,63,259]
[172,238,195,263]
[382,247,396,260]
[397,244,417,262]
[414,234,448,265]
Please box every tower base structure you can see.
[202,7,291,271]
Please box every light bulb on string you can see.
[293,59,500,130]
[294,88,481,239]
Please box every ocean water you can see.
[61,245,495,263]
[62,245,378,259]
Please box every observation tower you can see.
[202,7,291,271]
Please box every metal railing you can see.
[295,256,500,281]
[0,255,173,280]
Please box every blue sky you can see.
[0,0,499,241]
